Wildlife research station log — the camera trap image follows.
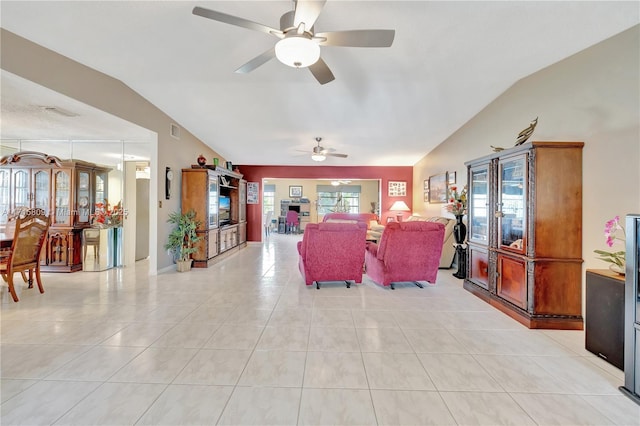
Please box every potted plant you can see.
[164,209,201,272]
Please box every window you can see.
[316,184,362,215]
[263,184,275,216]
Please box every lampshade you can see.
[389,201,410,212]
[311,153,326,162]
[275,36,320,68]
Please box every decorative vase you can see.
[609,263,625,275]
[453,215,467,244]
[197,154,206,166]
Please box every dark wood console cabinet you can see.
[463,141,584,329]
[585,269,624,370]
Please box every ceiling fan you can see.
[300,137,347,162]
[192,0,395,85]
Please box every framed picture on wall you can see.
[289,185,303,198]
[448,172,456,185]
[423,180,429,191]
[388,181,406,197]
[424,191,429,202]
[247,182,259,204]
[428,173,448,203]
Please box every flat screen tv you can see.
[219,195,231,225]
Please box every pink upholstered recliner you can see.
[297,222,367,289]
[364,221,445,290]
[285,210,300,234]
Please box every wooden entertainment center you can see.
[181,166,247,267]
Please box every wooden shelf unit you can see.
[181,166,246,267]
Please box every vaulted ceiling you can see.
[1,1,638,166]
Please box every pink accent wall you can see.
[237,165,413,242]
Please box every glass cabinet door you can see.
[32,169,50,213]
[497,155,527,252]
[0,170,10,225]
[53,170,71,225]
[76,170,91,224]
[95,171,107,205]
[239,181,246,222]
[12,169,29,210]
[208,174,219,228]
[468,164,490,244]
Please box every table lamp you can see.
[389,200,410,222]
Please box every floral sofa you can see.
[297,221,368,289]
[364,221,445,289]
[368,216,456,268]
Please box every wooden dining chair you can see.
[0,211,50,302]
[1,216,28,284]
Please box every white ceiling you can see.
[1,1,638,166]
[0,71,155,166]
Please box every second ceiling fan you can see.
[305,137,347,162]
[192,0,395,84]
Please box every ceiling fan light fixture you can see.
[311,153,326,162]
[275,35,320,68]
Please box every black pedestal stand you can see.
[453,244,467,279]
[452,214,467,279]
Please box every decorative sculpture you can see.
[515,117,538,146]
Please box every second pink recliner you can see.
[297,222,368,289]
[364,221,445,290]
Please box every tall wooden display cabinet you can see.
[464,141,584,329]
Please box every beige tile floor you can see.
[1,234,639,425]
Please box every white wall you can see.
[414,26,639,275]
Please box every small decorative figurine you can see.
[197,154,206,166]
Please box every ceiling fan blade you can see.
[293,0,327,30]
[308,58,335,85]
[235,48,276,73]
[193,6,282,37]
[315,29,395,47]
[326,153,348,158]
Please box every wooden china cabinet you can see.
[463,141,584,329]
[0,152,111,272]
